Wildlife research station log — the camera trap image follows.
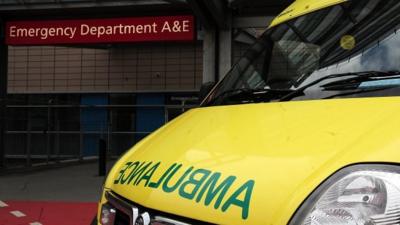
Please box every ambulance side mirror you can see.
[199,82,216,102]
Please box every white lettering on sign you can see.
[161,22,171,32]
[9,26,77,40]
[81,24,89,36]
[6,16,194,45]
[161,20,191,33]
[80,23,159,37]
[183,20,190,32]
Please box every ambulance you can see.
[96,0,400,224]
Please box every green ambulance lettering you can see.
[135,162,161,186]
[148,163,178,189]
[162,165,194,193]
[221,179,255,220]
[119,161,141,184]
[178,169,211,200]
[114,161,255,220]
[196,173,236,209]
[126,161,152,185]
[114,162,133,184]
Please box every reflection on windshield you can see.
[303,30,400,86]
[204,0,400,106]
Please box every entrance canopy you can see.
[0,0,292,22]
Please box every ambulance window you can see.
[203,0,400,106]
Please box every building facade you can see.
[0,0,291,169]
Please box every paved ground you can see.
[0,162,114,225]
[0,201,97,225]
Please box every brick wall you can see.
[8,43,203,93]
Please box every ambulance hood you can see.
[105,97,400,225]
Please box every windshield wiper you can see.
[323,86,398,99]
[321,74,400,90]
[280,71,400,101]
[207,87,292,105]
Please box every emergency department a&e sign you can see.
[5,15,195,45]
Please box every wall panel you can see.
[8,43,203,93]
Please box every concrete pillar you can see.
[202,29,217,84]
[0,19,7,169]
[218,29,232,79]
[201,12,233,83]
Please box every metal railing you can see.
[2,103,197,170]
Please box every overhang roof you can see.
[0,0,293,28]
[0,0,190,19]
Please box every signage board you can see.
[6,15,195,45]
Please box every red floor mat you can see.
[0,201,97,225]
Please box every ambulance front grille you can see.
[105,191,215,225]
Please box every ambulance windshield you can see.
[203,0,400,106]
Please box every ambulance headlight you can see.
[100,203,116,225]
[290,165,400,225]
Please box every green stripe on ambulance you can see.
[113,161,255,220]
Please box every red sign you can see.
[6,15,195,45]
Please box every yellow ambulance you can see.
[96,0,400,224]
